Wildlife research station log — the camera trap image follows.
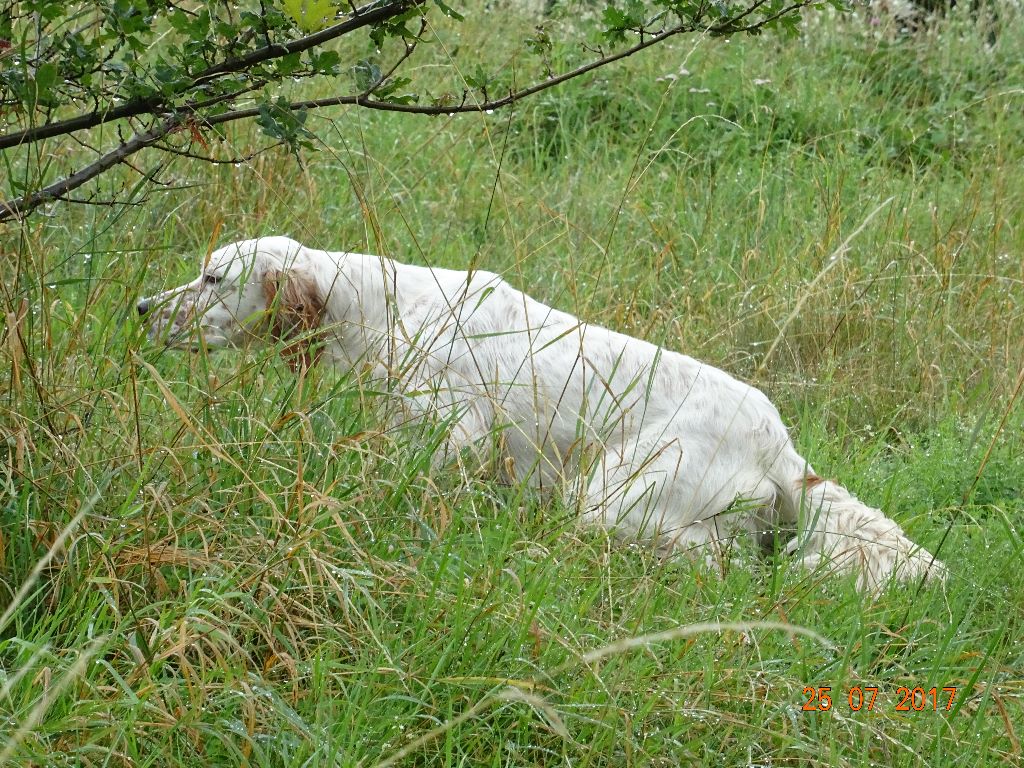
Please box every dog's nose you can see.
[137,299,150,316]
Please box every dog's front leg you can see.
[390,375,497,474]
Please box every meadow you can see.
[1,4,1023,765]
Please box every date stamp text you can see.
[802,686,958,712]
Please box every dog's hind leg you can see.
[769,448,946,591]
[579,434,780,564]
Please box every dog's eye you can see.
[203,274,221,285]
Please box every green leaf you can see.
[152,61,187,94]
[369,9,425,46]
[464,64,491,90]
[256,96,315,154]
[382,92,418,105]
[277,52,303,76]
[280,0,338,32]
[167,9,190,32]
[602,6,630,28]
[310,50,341,74]
[353,59,382,92]
[374,76,412,99]
[601,3,646,43]
[34,62,59,94]
[433,0,465,21]
[26,62,61,107]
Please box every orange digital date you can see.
[802,686,958,712]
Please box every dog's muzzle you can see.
[137,294,183,343]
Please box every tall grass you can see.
[2,5,1023,766]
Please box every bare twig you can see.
[153,141,284,164]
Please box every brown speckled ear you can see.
[261,269,325,371]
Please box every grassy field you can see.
[2,4,1024,766]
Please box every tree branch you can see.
[204,18,701,125]
[153,141,283,165]
[198,6,812,125]
[0,0,424,151]
[0,1,815,224]
[0,116,180,223]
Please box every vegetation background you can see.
[1,1,1023,765]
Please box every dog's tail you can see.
[772,459,946,592]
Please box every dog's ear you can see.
[261,269,326,371]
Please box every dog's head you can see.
[138,236,327,369]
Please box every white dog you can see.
[139,236,945,591]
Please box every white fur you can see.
[140,236,946,592]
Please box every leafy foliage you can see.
[0,0,828,222]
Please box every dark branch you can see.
[0,2,815,224]
[0,0,425,151]
[0,117,180,223]
[205,19,701,125]
[153,141,283,164]
[725,2,812,35]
